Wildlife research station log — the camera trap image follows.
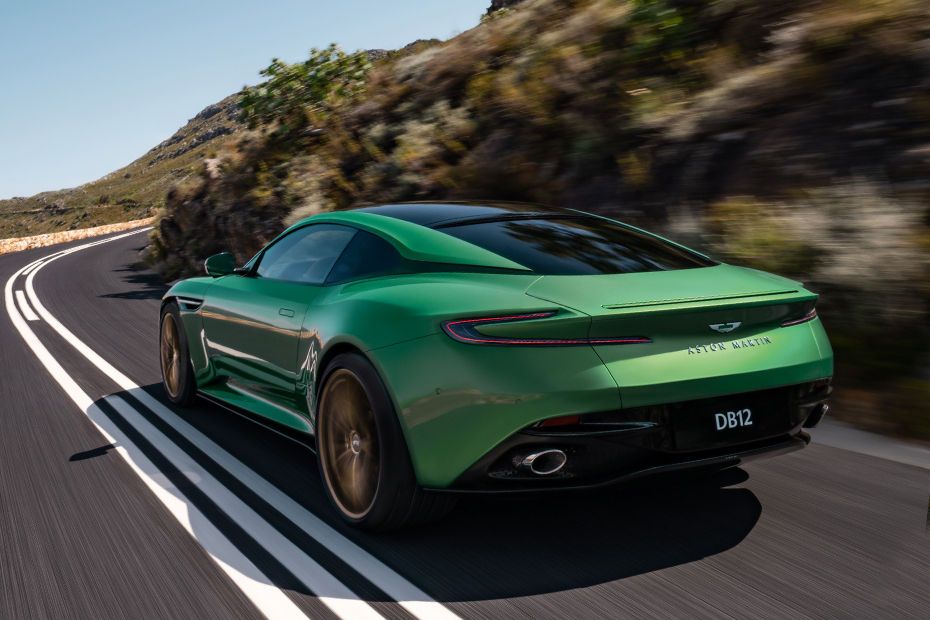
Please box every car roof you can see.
[352,201,572,227]
[290,209,534,271]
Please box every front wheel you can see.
[159,302,197,406]
[316,353,455,530]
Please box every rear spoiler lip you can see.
[601,289,802,310]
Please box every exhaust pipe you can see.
[804,403,829,428]
[520,449,568,475]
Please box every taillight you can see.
[537,414,581,428]
[441,312,651,346]
[781,308,818,327]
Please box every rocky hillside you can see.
[487,0,527,14]
[0,95,243,239]
[150,0,930,440]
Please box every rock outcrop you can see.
[487,0,526,14]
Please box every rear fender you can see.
[367,334,622,488]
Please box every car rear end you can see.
[441,269,831,492]
[369,209,834,491]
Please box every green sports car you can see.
[160,202,833,530]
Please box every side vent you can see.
[177,297,204,312]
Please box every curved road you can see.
[1,228,928,619]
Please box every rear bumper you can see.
[439,431,809,494]
[376,318,833,488]
[443,380,829,493]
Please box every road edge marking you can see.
[24,228,461,620]
[103,395,385,620]
[4,231,311,620]
[15,290,39,321]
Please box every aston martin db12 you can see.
[160,202,833,529]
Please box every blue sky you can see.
[0,0,488,199]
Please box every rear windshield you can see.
[436,217,715,275]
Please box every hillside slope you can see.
[150,0,930,441]
[0,95,243,239]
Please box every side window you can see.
[256,224,357,284]
[325,230,408,284]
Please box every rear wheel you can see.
[316,353,455,530]
[159,302,197,406]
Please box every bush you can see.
[238,44,372,133]
[704,183,930,439]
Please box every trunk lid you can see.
[525,265,830,407]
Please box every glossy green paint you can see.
[204,252,237,277]
[367,333,621,487]
[292,271,550,424]
[523,265,831,407]
[200,275,325,402]
[167,275,213,301]
[359,268,832,486]
[163,212,834,488]
[199,381,312,433]
[166,276,213,383]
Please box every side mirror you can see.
[204,252,237,277]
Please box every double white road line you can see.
[4,229,459,620]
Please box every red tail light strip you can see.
[442,312,652,346]
[781,308,818,327]
[537,414,581,427]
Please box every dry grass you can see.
[0,218,155,256]
[0,95,242,239]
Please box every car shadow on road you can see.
[87,391,319,598]
[93,384,762,604]
[369,467,761,601]
[99,252,167,301]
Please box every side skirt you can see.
[198,384,315,447]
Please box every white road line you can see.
[15,290,39,321]
[24,229,461,620]
[4,244,311,620]
[21,260,45,276]
[103,396,384,620]
[21,261,42,276]
[15,231,388,619]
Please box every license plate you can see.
[672,390,790,451]
[714,407,753,431]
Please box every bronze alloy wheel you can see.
[160,312,182,399]
[319,368,381,519]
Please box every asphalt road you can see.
[1,228,928,619]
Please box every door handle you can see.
[279,308,295,318]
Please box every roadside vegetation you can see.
[149,0,930,440]
[0,95,242,239]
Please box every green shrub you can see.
[239,44,372,133]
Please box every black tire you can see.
[316,352,456,531]
[159,302,197,407]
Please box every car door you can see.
[201,224,358,407]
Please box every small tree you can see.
[239,44,371,133]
